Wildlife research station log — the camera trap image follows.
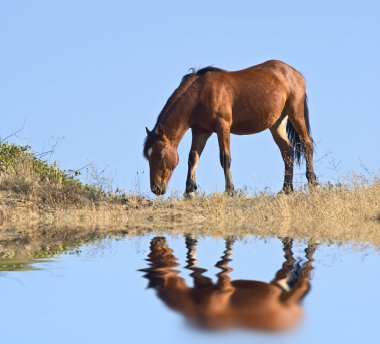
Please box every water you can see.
[0,234,379,344]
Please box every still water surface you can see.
[1,234,379,344]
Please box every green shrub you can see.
[0,142,105,205]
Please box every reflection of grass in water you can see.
[0,257,55,271]
[0,232,122,271]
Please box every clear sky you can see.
[1,0,379,196]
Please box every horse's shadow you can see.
[140,236,316,332]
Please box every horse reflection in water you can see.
[140,236,316,332]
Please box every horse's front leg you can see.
[185,129,211,198]
[216,120,234,195]
[184,234,213,287]
[216,237,235,290]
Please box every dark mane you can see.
[195,66,225,75]
[157,66,225,124]
[143,66,225,159]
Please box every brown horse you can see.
[140,236,316,332]
[144,60,317,196]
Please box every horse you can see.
[143,60,317,196]
[140,236,316,332]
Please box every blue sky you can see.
[1,0,379,195]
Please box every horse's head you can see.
[144,125,179,195]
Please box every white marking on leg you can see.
[190,157,199,180]
[275,278,291,292]
[184,191,196,199]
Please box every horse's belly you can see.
[230,115,277,135]
[229,82,286,134]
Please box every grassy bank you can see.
[1,142,380,253]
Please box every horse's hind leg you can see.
[270,115,294,193]
[282,242,316,304]
[185,128,211,198]
[286,99,317,186]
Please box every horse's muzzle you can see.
[151,184,166,196]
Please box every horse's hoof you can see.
[225,189,235,197]
[307,183,320,192]
[278,188,293,195]
[184,191,196,199]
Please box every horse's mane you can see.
[143,66,225,159]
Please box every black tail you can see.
[286,95,312,165]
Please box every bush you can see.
[0,142,105,206]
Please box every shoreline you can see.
[1,183,380,255]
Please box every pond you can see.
[0,233,379,344]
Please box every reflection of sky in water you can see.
[0,235,379,344]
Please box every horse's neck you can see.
[159,88,197,147]
[158,116,189,148]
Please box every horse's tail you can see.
[286,94,312,165]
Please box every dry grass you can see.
[0,180,379,258]
[125,180,380,244]
[1,142,380,257]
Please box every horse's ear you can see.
[155,123,165,137]
[146,127,151,136]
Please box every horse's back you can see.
[241,59,300,73]
[191,60,306,134]
[196,60,304,100]
[232,60,305,91]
